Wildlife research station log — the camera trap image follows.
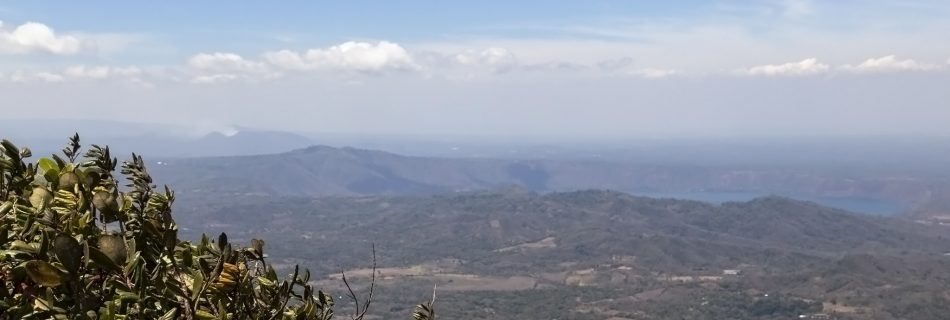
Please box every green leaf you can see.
[194,310,216,320]
[159,308,179,320]
[217,233,228,252]
[9,240,38,253]
[1,140,19,159]
[0,201,12,215]
[0,250,33,260]
[257,276,275,288]
[216,300,227,320]
[51,154,67,170]
[83,241,91,269]
[37,158,59,173]
[181,246,194,266]
[124,251,141,277]
[191,270,205,301]
[117,290,139,302]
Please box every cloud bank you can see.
[745,58,830,76]
[263,41,417,72]
[841,55,937,73]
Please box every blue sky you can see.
[1,1,675,59]
[0,1,949,137]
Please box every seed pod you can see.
[53,235,83,274]
[97,234,128,266]
[58,172,80,190]
[82,172,95,187]
[251,239,264,255]
[29,187,52,209]
[92,191,114,211]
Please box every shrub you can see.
[0,135,334,319]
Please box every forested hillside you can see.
[174,190,950,319]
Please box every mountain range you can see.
[8,127,949,318]
[150,144,950,217]
[1,119,316,158]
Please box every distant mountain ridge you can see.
[1,119,316,157]
[151,144,946,215]
[5,119,950,216]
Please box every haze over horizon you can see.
[1,1,949,138]
[6,4,950,319]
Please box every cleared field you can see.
[316,264,538,291]
[495,237,557,253]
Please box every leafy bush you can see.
[0,135,335,319]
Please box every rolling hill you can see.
[172,190,950,319]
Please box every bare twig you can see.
[357,244,377,320]
[341,243,377,320]
[340,269,360,317]
[428,284,437,320]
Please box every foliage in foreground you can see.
[0,135,337,319]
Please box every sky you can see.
[0,1,949,138]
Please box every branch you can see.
[428,284,437,320]
[341,244,377,320]
[340,268,360,318]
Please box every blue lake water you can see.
[631,191,905,216]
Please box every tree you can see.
[0,135,334,319]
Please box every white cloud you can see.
[4,70,67,83]
[34,72,65,82]
[0,65,154,86]
[592,57,676,79]
[263,41,417,72]
[262,50,307,70]
[191,74,239,84]
[0,21,83,54]
[188,52,266,73]
[840,55,936,73]
[186,52,278,84]
[64,65,109,79]
[8,71,59,83]
[63,65,142,80]
[454,47,518,72]
[745,58,829,76]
